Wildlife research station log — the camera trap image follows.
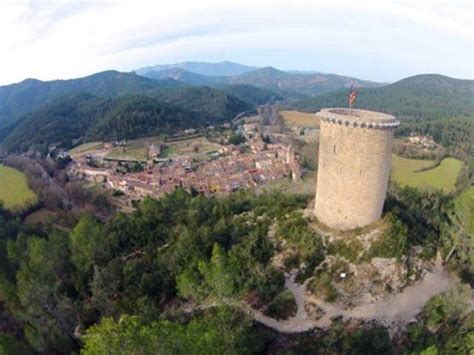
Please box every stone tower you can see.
[314,108,399,230]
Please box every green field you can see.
[280,110,320,128]
[0,165,38,211]
[107,146,148,161]
[69,142,103,154]
[161,145,177,158]
[161,137,221,160]
[391,155,463,193]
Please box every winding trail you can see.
[248,257,453,333]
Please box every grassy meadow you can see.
[0,165,38,211]
[161,137,221,161]
[69,142,104,154]
[107,146,148,161]
[391,155,463,193]
[280,110,320,128]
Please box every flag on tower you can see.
[349,85,357,108]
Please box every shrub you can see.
[366,214,408,260]
[264,289,297,320]
[327,238,364,263]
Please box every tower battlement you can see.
[317,108,399,129]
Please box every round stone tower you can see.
[314,108,400,231]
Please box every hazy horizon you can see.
[1,0,472,86]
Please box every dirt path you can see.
[249,257,453,333]
[346,260,451,324]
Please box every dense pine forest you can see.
[0,184,471,353]
[1,92,246,153]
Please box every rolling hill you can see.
[2,94,109,152]
[0,69,262,152]
[0,71,182,129]
[292,74,474,119]
[1,93,242,153]
[138,66,382,98]
[151,85,252,122]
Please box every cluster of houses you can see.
[408,134,436,149]
[69,138,301,200]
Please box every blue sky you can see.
[0,0,472,85]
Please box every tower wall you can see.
[314,109,399,230]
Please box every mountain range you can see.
[137,64,382,97]
[136,61,258,77]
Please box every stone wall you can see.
[314,109,399,230]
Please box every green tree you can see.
[178,244,235,301]
[12,233,78,352]
[200,243,235,299]
[82,307,259,355]
[70,216,104,274]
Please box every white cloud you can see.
[0,0,471,84]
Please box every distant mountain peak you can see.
[136,61,258,77]
[20,78,43,84]
[258,66,285,73]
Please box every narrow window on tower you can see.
[333,144,336,153]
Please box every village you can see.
[67,123,301,204]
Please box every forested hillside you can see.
[218,85,283,106]
[1,92,244,153]
[0,190,305,353]
[0,71,259,152]
[292,74,474,119]
[0,71,181,128]
[152,85,252,121]
[0,186,471,354]
[0,71,253,133]
[1,94,107,152]
[86,96,204,141]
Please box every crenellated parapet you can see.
[316,108,400,130]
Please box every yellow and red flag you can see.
[349,85,357,108]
